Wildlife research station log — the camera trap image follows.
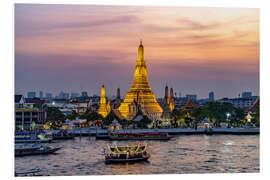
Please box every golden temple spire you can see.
[138,39,144,61]
[98,85,108,117]
[118,40,163,120]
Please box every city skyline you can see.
[15,5,259,99]
[21,89,257,100]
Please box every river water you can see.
[15,135,259,176]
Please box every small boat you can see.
[52,130,75,140]
[15,144,61,156]
[15,168,41,176]
[15,132,53,143]
[105,144,150,163]
[109,132,172,141]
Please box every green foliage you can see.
[169,102,248,128]
[135,115,152,129]
[46,107,65,129]
[251,107,260,127]
[66,110,78,120]
[81,109,104,123]
[118,118,132,127]
[103,111,118,126]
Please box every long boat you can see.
[15,168,41,176]
[105,144,150,163]
[15,132,53,143]
[15,144,61,156]
[109,132,172,141]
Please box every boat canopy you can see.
[108,145,146,154]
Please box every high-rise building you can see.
[209,91,214,101]
[45,93,53,99]
[39,91,44,99]
[58,91,69,99]
[81,91,88,97]
[27,91,36,98]
[118,40,163,120]
[242,92,252,98]
[71,93,80,98]
[186,94,197,101]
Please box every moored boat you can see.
[15,132,53,143]
[109,132,172,140]
[105,144,150,163]
[15,144,61,156]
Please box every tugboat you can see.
[109,132,172,141]
[15,132,53,143]
[105,144,150,163]
[15,144,61,156]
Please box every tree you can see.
[231,108,245,127]
[190,108,204,129]
[103,111,118,126]
[66,110,78,120]
[171,109,185,128]
[46,107,65,129]
[82,109,104,123]
[251,107,260,127]
[136,115,152,129]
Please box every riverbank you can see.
[45,127,259,136]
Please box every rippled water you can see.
[15,135,259,176]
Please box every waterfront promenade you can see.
[45,127,260,136]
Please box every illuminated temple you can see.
[118,40,163,120]
[98,85,108,117]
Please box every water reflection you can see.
[15,135,259,176]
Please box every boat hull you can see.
[15,147,61,156]
[15,139,52,144]
[105,154,150,164]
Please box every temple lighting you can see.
[118,40,163,120]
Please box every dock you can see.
[45,128,259,137]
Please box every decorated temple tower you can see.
[118,40,163,120]
[98,85,108,117]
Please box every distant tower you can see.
[39,91,43,99]
[165,85,169,104]
[170,88,174,99]
[81,91,88,97]
[98,85,108,118]
[169,87,175,111]
[209,91,214,101]
[117,87,120,99]
[114,87,121,109]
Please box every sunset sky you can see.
[15,4,259,99]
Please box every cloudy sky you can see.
[15,4,259,99]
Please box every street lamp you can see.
[246,112,252,123]
[226,113,231,119]
[226,113,231,128]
